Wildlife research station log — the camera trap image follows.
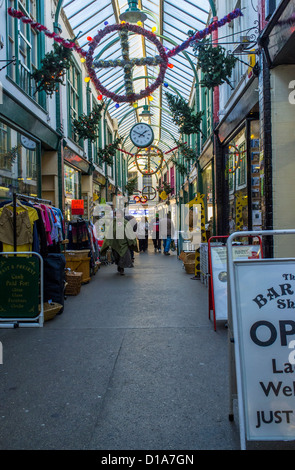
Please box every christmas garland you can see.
[165,92,204,135]
[8,7,243,104]
[73,103,103,142]
[86,22,168,104]
[171,158,187,176]
[97,137,123,165]
[194,40,238,89]
[125,176,138,194]
[157,181,173,196]
[175,140,196,160]
[31,43,72,95]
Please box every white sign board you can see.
[233,259,295,442]
[211,244,261,321]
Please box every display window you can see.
[225,126,248,234]
[202,163,213,222]
[0,121,39,200]
[225,120,261,234]
[64,164,80,221]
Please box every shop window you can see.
[67,61,82,144]
[7,0,45,107]
[203,164,213,223]
[106,128,114,179]
[116,153,121,187]
[237,142,246,187]
[0,121,39,199]
[250,120,261,229]
[64,164,80,222]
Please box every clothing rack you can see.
[12,193,53,253]
[16,193,52,205]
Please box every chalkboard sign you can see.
[0,255,41,320]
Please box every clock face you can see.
[21,135,36,151]
[130,123,154,148]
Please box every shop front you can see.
[198,140,214,238]
[63,146,91,222]
[259,0,295,257]
[215,74,260,236]
[0,119,40,200]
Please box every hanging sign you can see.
[208,236,262,330]
[0,254,42,321]
[232,258,295,443]
[71,199,84,215]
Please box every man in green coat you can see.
[100,210,138,275]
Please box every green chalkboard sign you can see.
[0,256,40,319]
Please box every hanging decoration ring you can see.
[86,23,168,104]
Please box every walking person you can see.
[160,212,175,256]
[125,212,137,264]
[137,216,149,252]
[151,212,161,252]
[100,209,138,275]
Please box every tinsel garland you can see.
[8,7,243,104]
[119,27,134,97]
[97,137,123,165]
[93,56,164,69]
[86,22,168,104]
[7,7,87,57]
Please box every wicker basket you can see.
[43,302,63,322]
[184,262,195,274]
[65,250,91,283]
[65,271,83,295]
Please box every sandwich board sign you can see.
[0,252,43,327]
[227,230,295,450]
[208,236,262,330]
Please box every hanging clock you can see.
[130,123,154,148]
[21,135,36,151]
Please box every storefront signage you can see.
[209,242,262,327]
[71,199,84,215]
[0,255,41,320]
[232,259,295,443]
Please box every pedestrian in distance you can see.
[137,216,149,252]
[125,212,137,265]
[160,212,175,256]
[100,209,138,275]
[151,212,161,253]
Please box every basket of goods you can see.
[65,270,83,295]
[43,302,63,322]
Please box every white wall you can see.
[271,65,295,257]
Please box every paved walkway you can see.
[0,247,242,450]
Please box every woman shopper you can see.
[100,210,138,275]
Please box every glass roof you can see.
[62,0,213,160]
